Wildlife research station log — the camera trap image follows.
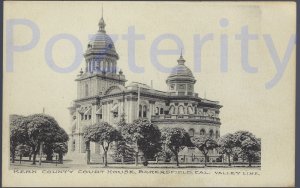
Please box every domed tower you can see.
[84,14,119,74]
[76,12,126,99]
[166,53,196,96]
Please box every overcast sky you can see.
[4,2,295,140]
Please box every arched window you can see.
[169,105,175,114]
[188,128,195,137]
[85,84,89,97]
[187,106,193,114]
[155,107,159,115]
[203,109,208,116]
[200,129,206,136]
[178,105,185,114]
[139,105,142,118]
[209,130,214,137]
[160,108,164,115]
[143,105,147,117]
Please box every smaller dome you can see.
[88,32,116,51]
[167,55,195,83]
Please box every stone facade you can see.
[68,14,222,163]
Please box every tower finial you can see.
[101,3,103,18]
[180,48,183,58]
[98,4,106,33]
[177,48,185,65]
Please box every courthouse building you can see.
[68,14,222,163]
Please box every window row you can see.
[188,128,220,138]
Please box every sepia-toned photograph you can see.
[2,1,296,187]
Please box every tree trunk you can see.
[175,153,179,167]
[11,149,15,163]
[228,154,231,166]
[143,155,148,166]
[39,142,43,166]
[86,149,90,164]
[46,154,53,161]
[248,157,252,167]
[59,153,63,164]
[135,152,138,166]
[32,152,37,165]
[104,150,108,167]
[204,155,207,167]
[121,156,124,164]
[29,154,32,161]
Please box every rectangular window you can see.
[88,115,91,120]
[85,115,87,120]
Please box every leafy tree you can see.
[10,115,26,163]
[218,133,235,166]
[43,127,69,161]
[83,122,121,167]
[16,144,32,162]
[53,142,68,163]
[117,113,126,128]
[192,136,218,166]
[121,119,162,166]
[156,147,173,162]
[43,143,55,161]
[233,131,261,167]
[112,140,135,163]
[161,127,192,167]
[22,114,61,164]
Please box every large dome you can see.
[84,17,119,59]
[167,55,195,82]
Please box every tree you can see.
[22,114,61,164]
[121,119,162,166]
[53,142,68,163]
[192,136,218,167]
[16,144,32,162]
[10,115,26,163]
[233,131,261,167]
[83,122,121,167]
[156,147,173,162]
[218,133,235,166]
[43,127,69,161]
[161,127,192,167]
[112,140,135,163]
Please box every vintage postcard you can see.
[2,1,296,187]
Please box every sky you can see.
[3,1,295,140]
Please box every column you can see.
[92,104,97,124]
[129,99,132,123]
[104,61,107,72]
[92,60,95,72]
[108,62,112,73]
[149,103,152,119]
[185,83,188,95]
[113,62,116,73]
